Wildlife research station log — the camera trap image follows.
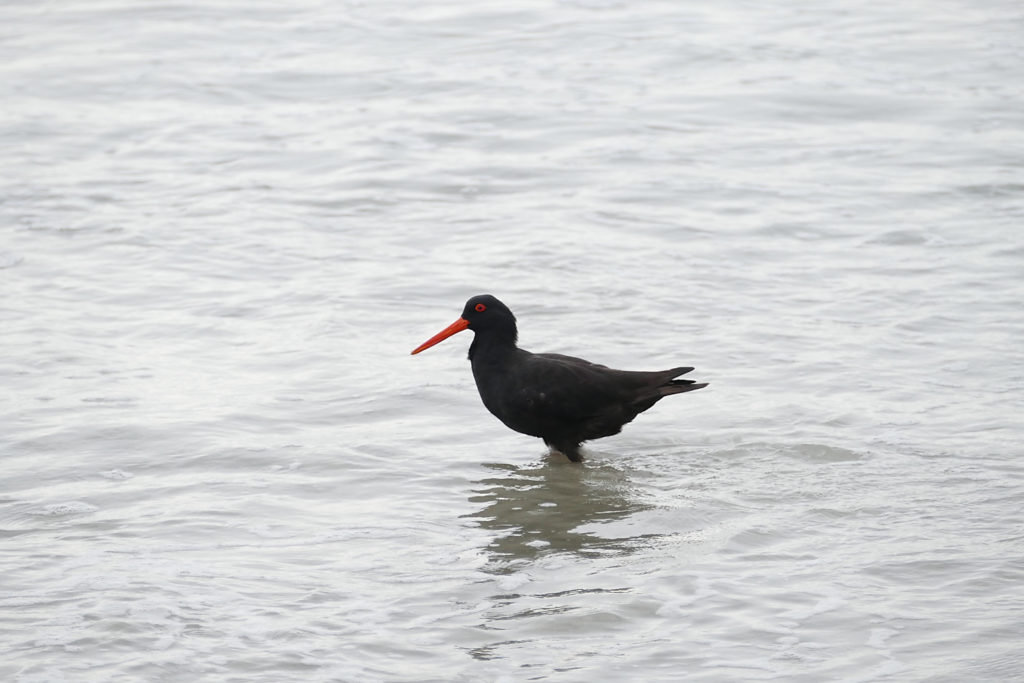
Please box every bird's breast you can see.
[470,362,551,438]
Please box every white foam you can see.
[34,501,99,517]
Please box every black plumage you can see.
[412,294,707,462]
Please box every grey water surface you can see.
[3,0,1023,681]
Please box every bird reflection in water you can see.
[464,453,665,571]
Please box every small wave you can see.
[99,469,134,480]
[788,444,863,463]
[0,251,23,269]
[863,229,928,246]
[33,501,99,517]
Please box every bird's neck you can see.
[467,323,518,365]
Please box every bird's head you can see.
[411,294,516,354]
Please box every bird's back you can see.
[474,348,703,444]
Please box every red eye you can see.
[475,303,487,312]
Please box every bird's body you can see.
[412,295,707,462]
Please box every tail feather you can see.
[631,367,708,410]
[660,379,709,396]
[659,366,706,396]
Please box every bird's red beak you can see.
[411,317,470,355]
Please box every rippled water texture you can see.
[2,0,1023,680]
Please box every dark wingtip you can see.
[661,380,708,396]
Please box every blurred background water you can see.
[2,0,1023,680]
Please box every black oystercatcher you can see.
[411,294,708,462]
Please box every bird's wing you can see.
[511,353,634,424]
[532,352,610,370]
